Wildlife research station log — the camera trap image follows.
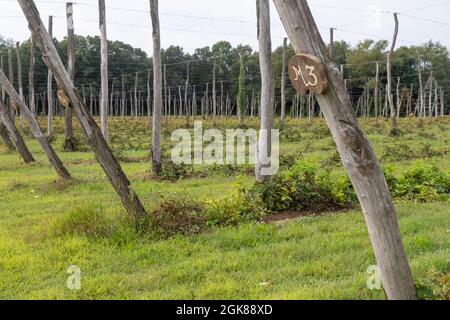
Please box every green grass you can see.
[0,116,448,299]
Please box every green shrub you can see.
[158,160,194,181]
[390,162,450,202]
[279,152,301,170]
[248,160,355,213]
[204,179,267,226]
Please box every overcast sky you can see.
[1,0,450,55]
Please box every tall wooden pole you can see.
[146,70,151,118]
[185,62,190,126]
[150,0,162,175]
[121,75,125,117]
[387,13,399,135]
[418,59,424,118]
[8,48,15,121]
[212,59,217,125]
[29,36,36,116]
[16,42,24,106]
[273,0,417,300]
[134,72,138,117]
[374,61,379,123]
[47,15,53,137]
[18,0,148,222]
[256,0,274,182]
[329,27,334,59]
[428,72,433,118]
[237,52,245,127]
[99,0,109,141]
[64,2,76,151]
[163,64,167,119]
[280,37,287,125]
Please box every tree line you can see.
[0,34,448,117]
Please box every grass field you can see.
[0,116,448,299]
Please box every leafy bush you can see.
[204,179,267,226]
[248,160,355,213]
[279,152,301,170]
[158,160,193,181]
[388,162,450,202]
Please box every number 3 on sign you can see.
[288,54,328,95]
[292,64,318,87]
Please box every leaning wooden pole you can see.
[0,99,34,162]
[99,0,109,141]
[272,0,417,300]
[0,119,15,151]
[150,0,162,175]
[64,2,76,151]
[0,69,70,179]
[17,0,148,222]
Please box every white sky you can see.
[1,0,450,55]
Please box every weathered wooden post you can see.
[7,48,15,121]
[387,13,399,135]
[418,59,424,118]
[0,99,34,162]
[273,0,417,300]
[396,77,401,118]
[185,62,190,126]
[121,75,125,117]
[64,2,76,151]
[0,120,15,151]
[18,0,148,222]
[212,59,217,125]
[280,37,287,125]
[329,27,334,59]
[163,64,167,119]
[374,61,379,123]
[150,0,162,175]
[428,72,433,118]
[99,0,109,141]
[146,70,151,118]
[111,78,115,116]
[29,36,36,116]
[237,52,245,127]
[256,0,274,182]
[16,42,24,102]
[220,81,224,118]
[0,70,70,179]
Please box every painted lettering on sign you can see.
[288,54,328,95]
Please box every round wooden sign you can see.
[288,54,328,95]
